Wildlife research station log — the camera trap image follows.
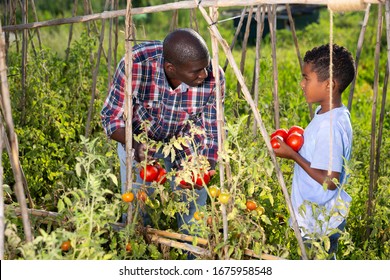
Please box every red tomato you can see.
[286,132,304,152]
[156,168,167,184]
[140,165,159,182]
[270,136,281,149]
[288,125,304,136]
[271,128,288,141]
[193,171,210,186]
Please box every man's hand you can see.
[133,140,156,163]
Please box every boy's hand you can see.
[273,137,297,160]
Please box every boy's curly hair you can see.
[304,44,356,94]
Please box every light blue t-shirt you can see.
[290,105,353,236]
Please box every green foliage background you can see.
[1,2,389,260]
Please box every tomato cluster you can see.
[139,163,167,184]
[180,170,211,187]
[270,125,304,152]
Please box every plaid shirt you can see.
[100,41,225,168]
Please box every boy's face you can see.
[300,62,329,104]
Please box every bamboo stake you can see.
[366,3,383,238]
[374,60,387,196]
[20,0,28,126]
[190,8,199,32]
[252,5,265,135]
[2,0,385,33]
[170,9,179,32]
[85,0,111,138]
[209,6,228,259]
[5,205,59,219]
[114,0,119,68]
[268,4,280,129]
[2,129,34,208]
[108,0,113,90]
[0,123,5,260]
[285,4,313,118]
[236,6,254,99]
[124,0,134,226]
[0,23,32,243]
[348,4,371,111]
[197,3,308,260]
[149,235,213,258]
[29,0,42,51]
[147,227,208,246]
[222,7,247,72]
[65,0,79,62]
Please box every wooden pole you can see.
[65,0,79,62]
[209,6,228,259]
[237,6,254,99]
[20,0,28,126]
[222,7,247,72]
[268,4,280,129]
[124,0,134,226]
[252,5,265,135]
[348,4,371,112]
[0,22,33,243]
[366,3,383,238]
[0,122,5,260]
[85,0,111,138]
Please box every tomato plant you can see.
[271,128,288,141]
[61,240,71,252]
[140,165,159,182]
[122,192,134,203]
[246,200,258,211]
[288,125,304,136]
[218,192,230,204]
[286,132,304,152]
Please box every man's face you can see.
[167,57,210,88]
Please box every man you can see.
[101,28,225,234]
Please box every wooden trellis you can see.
[0,0,388,260]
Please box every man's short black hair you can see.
[304,44,356,94]
[163,28,209,65]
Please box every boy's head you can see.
[303,44,356,94]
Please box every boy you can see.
[273,44,355,259]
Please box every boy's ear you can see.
[326,79,338,91]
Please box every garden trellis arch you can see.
[0,0,388,260]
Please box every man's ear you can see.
[164,61,175,73]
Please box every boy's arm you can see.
[273,137,340,190]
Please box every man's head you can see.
[303,44,356,94]
[163,28,210,88]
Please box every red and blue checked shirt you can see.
[100,41,225,168]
